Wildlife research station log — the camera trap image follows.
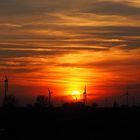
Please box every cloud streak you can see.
[84,1,140,17]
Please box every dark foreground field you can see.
[0,107,140,139]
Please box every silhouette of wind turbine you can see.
[83,85,87,105]
[116,87,130,107]
[126,87,129,107]
[48,88,52,106]
[4,75,8,100]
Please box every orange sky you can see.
[0,0,140,105]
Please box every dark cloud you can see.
[55,58,140,69]
[0,44,109,59]
[0,67,41,73]
[0,0,84,17]
[0,0,50,16]
[0,49,71,58]
[1,0,139,18]
[68,26,140,50]
[84,1,140,17]
[0,25,140,51]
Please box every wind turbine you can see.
[48,88,53,106]
[4,75,8,100]
[126,87,129,107]
[83,85,87,105]
[116,87,130,107]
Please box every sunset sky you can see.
[0,0,140,105]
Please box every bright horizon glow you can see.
[72,90,80,95]
[71,90,82,101]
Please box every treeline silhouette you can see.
[1,77,140,139]
[1,98,140,139]
[2,94,140,109]
[2,76,140,109]
[1,94,140,139]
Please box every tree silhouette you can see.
[113,100,119,108]
[34,95,48,108]
[92,102,98,108]
[3,95,19,108]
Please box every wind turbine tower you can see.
[83,85,87,105]
[126,88,129,107]
[48,88,52,106]
[4,76,8,100]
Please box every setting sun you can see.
[72,90,80,95]
[72,90,82,101]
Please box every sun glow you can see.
[72,90,82,101]
[72,90,80,95]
